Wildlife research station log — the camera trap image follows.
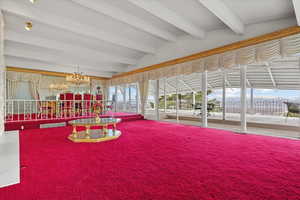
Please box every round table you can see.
[68,117,122,143]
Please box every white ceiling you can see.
[0,0,297,77]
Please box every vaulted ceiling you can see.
[0,0,297,77]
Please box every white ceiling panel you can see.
[223,0,294,25]
[0,0,297,77]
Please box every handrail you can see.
[4,99,138,122]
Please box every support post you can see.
[164,78,167,112]
[155,79,160,120]
[240,65,247,133]
[135,84,139,114]
[192,92,196,109]
[123,85,126,112]
[176,77,179,122]
[114,86,118,112]
[222,72,226,120]
[128,85,132,111]
[250,88,254,114]
[202,71,208,127]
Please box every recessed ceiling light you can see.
[25,22,33,31]
[29,0,37,3]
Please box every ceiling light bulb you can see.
[25,22,33,31]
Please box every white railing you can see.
[5,99,118,122]
[226,98,291,115]
[145,98,298,117]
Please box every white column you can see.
[0,11,4,135]
[240,65,247,133]
[128,85,132,111]
[192,92,196,109]
[250,88,254,114]
[122,85,126,112]
[222,72,226,120]
[114,86,118,112]
[164,78,167,112]
[155,79,160,120]
[129,85,132,101]
[135,84,139,114]
[202,71,208,127]
[175,77,179,122]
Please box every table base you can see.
[68,129,121,143]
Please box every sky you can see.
[209,89,300,101]
[110,86,300,103]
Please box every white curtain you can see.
[6,72,41,100]
[138,80,149,115]
[109,33,300,86]
[29,81,40,100]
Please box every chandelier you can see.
[66,67,90,85]
[49,83,68,91]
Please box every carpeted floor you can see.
[1,119,300,200]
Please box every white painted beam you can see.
[5,55,113,77]
[179,79,195,92]
[292,0,300,26]
[166,81,176,90]
[5,30,137,65]
[197,0,244,34]
[128,0,205,38]
[0,0,156,54]
[246,79,252,88]
[267,67,277,88]
[207,82,213,89]
[5,41,125,72]
[71,0,177,42]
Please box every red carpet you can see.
[1,120,300,200]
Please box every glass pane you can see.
[225,67,241,122]
[246,65,300,127]
[207,71,223,120]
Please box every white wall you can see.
[128,18,297,71]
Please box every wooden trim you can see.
[113,26,300,79]
[6,66,109,80]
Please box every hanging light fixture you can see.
[49,83,69,91]
[66,66,90,85]
[25,22,33,31]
